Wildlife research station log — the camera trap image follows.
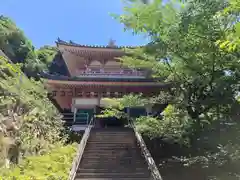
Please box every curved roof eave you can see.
[55,38,145,50]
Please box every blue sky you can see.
[0,0,149,48]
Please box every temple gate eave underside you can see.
[46,80,171,110]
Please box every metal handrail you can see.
[129,119,163,180]
[68,117,94,180]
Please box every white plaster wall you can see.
[74,98,98,106]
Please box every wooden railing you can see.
[41,71,163,82]
[129,119,163,180]
[76,69,146,77]
[68,117,94,180]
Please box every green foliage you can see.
[120,94,149,107]
[116,0,239,129]
[0,144,77,180]
[0,15,57,76]
[0,16,34,63]
[36,46,58,65]
[217,0,240,51]
[107,1,240,176]
[136,105,192,145]
[98,94,148,118]
[0,16,69,176]
[172,119,240,172]
[0,17,65,171]
[0,56,64,167]
[0,57,57,112]
[24,46,58,75]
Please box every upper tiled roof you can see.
[56,38,143,49]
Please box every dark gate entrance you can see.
[75,108,94,125]
[129,107,147,118]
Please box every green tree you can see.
[217,0,240,51]
[0,16,34,63]
[0,55,64,167]
[114,0,239,135]
[0,15,58,77]
[24,46,58,77]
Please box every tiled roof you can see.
[56,38,143,49]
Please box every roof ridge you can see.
[56,38,143,49]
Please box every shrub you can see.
[0,144,77,180]
[135,105,192,146]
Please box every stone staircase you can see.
[74,128,152,180]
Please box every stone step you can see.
[74,128,151,179]
[89,135,134,138]
[83,151,139,154]
[85,148,136,150]
[81,160,146,164]
[79,165,148,170]
[78,168,147,173]
[83,150,140,153]
[80,160,147,165]
[91,132,132,134]
[85,146,136,150]
[88,141,135,143]
[80,163,147,168]
[79,161,148,168]
[87,141,135,144]
[82,155,142,158]
[83,148,139,151]
[91,131,132,133]
[79,163,148,169]
[82,152,143,156]
[80,159,146,163]
[92,128,132,131]
[84,148,136,151]
[86,144,136,147]
[90,132,133,135]
[87,142,135,145]
[85,148,135,150]
[88,138,135,142]
[86,143,136,147]
[75,178,151,180]
[90,133,134,136]
[91,130,132,133]
[89,135,133,137]
[91,132,133,135]
[82,153,140,156]
[82,153,140,157]
[80,159,145,163]
[76,172,150,178]
[89,136,133,139]
[81,155,144,159]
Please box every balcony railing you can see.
[76,69,147,78]
[40,71,163,82]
